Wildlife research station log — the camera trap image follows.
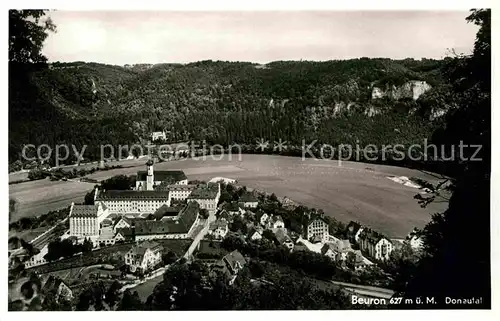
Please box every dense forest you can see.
[8,9,491,311]
[10,51,461,171]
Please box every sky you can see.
[42,11,479,65]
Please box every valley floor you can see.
[9,155,448,238]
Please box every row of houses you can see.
[346,221,395,261]
[320,238,374,271]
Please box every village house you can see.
[151,131,167,142]
[113,216,133,233]
[409,235,423,251]
[217,209,231,222]
[41,275,73,303]
[238,193,259,208]
[357,228,393,261]
[321,239,352,262]
[211,250,247,285]
[274,229,294,251]
[134,201,200,241]
[222,201,244,216]
[269,215,285,229]
[115,228,134,242]
[321,243,337,260]
[97,220,120,246]
[187,183,221,215]
[351,251,374,271]
[346,221,364,243]
[259,213,269,227]
[305,218,329,243]
[407,228,424,251]
[124,241,163,273]
[248,226,264,241]
[208,218,229,240]
[334,239,352,261]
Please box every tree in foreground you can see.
[396,9,491,309]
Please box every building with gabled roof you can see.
[125,241,163,273]
[238,193,259,208]
[95,187,170,216]
[208,218,229,240]
[357,228,393,261]
[321,239,352,261]
[113,216,133,233]
[69,202,108,238]
[166,184,196,200]
[346,221,364,243]
[305,217,329,243]
[350,250,374,271]
[187,183,221,214]
[115,227,134,242]
[274,228,294,250]
[153,205,182,220]
[270,215,285,229]
[135,201,200,241]
[248,226,264,241]
[41,275,73,303]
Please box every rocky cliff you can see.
[371,80,432,100]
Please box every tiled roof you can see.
[271,215,284,224]
[70,205,100,218]
[129,241,163,262]
[209,219,228,230]
[167,184,196,191]
[222,250,246,274]
[99,226,115,240]
[239,193,258,203]
[153,205,182,220]
[101,218,113,226]
[358,228,391,245]
[135,202,199,235]
[106,213,119,220]
[248,226,263,236]
[115,227,134,238]
[97,190,170,200]
[312,234,323,243]
[274,229,291,244]
[321,243,336,255]
[137,170,187,183]
[294,244,308,252]
[42,275,64,294]
[114,216,133,228]
[307,217,328,228]
[188,183,219,200]
[346,221,362,235]
[338,239,352,251]
[222,201,241,212]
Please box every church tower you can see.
[146,159,154,191]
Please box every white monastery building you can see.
[69,203,108,238]
[305,218,329,243]
[95,189,170,215]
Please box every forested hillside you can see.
[9,57,459,168]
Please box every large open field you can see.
[9,155,449,238]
